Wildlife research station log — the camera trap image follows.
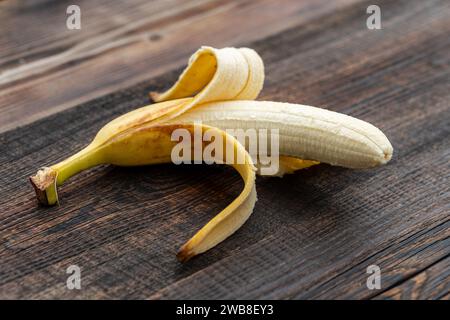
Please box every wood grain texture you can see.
[374,256,450,300]
[0,0,449,299]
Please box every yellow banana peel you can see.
[30,46,392,261]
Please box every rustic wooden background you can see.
[0,0,448,299]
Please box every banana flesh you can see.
[30,46,393,261]
[169,101,392,169]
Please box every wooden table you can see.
[0,0,448,299]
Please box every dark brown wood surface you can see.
[0,0,449,299]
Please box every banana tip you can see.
[381,144,393,164]
[149,91,160,102]
[383,152,392,163]
[176,244,195,263]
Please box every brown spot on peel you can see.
[177,243,195,262]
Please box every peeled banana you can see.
[30,46,393,261]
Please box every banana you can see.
[30,46,393,261]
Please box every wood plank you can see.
[294,221,450,299]
[373,257,450,300]
[0,0,448,299]
[0,0,358,133]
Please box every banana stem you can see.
[52,144,102,185]
[30,144,103,205]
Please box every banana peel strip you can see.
[170,124,257,262]
[150,46,265,120]
[104,121,257,261]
